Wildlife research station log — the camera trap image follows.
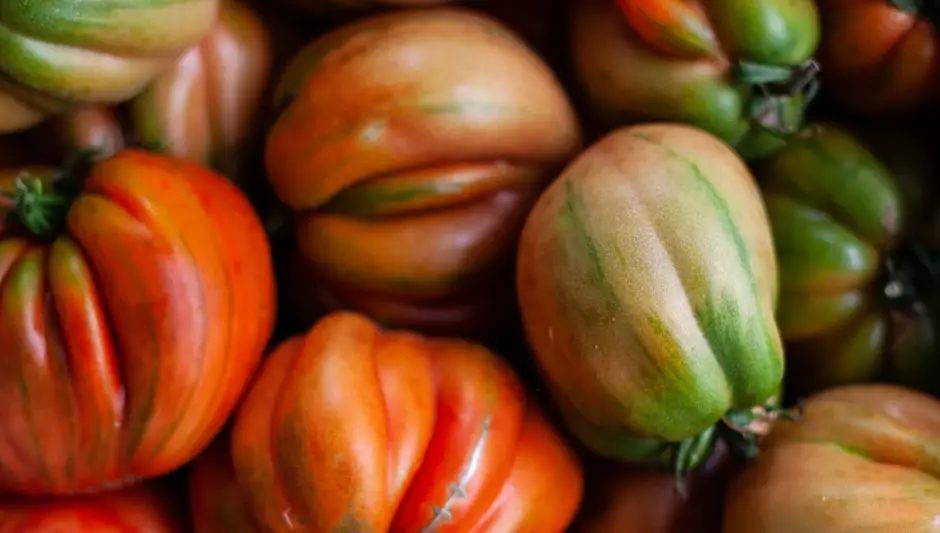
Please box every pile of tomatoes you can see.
[1,0,938,531]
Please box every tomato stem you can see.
[2,175,71,238]
[0,149,97,238]
[735,60,820,138]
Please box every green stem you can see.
[735,60,821,137]
[0,149,97,238]
[669,400,804,497]
[3,175,71,238]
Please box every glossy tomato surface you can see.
[0,150,276,495]
[230,311,583,532]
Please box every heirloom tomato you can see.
[265,8,581,338]
[231,311,584,533]
[574,446,733,533]
[0,149,276,495]
[189,434,261,533]
[816,0,940,114]
[0,0,220,134]
[33,0,272,187]
[0,483,184,532]
[724,384,940,532]
[571,0,820,160]
[517,123,784,476]
[758,123,940,397]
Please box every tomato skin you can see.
[264,8,581,337]
[230,311,583,533]
[0,0,220,134]
[817,0,939,114]
[723,384,940,532]
[0,483,185,533]
[571,0,820,160]
[759,123,940,397]
[517,124,782,467]
[0,149,276,495]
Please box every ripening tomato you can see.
[724,384,940,532]
[230,311,584,532]
[265,8,581,338]
[0,149,276,495]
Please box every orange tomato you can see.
[0,150,276,495]
[265,8,581,338]
[230,311,583,532]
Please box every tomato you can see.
[816,0,939,114]
[570,0,820,160]
[265,8,581,337]
[517,123,783,475]
[31,0,272,187]
[724,384,940,532]
[574,446,733,533]
[0,0,220,134]
[0,483,184,532]
[758,123,940,397]
[230,311,583,533]
[0,149,276,495]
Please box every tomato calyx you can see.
[0,148,96,238]
[670,401,804,497]
[734,59,820,138]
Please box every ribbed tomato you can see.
[0,149,276,495]
[0,483,185,533]
[759,123,940,397]
[265,8,581,338]
[517,123,784,476]
[0,0,220,134]
[724,384,940,532]
[230,311,583,533]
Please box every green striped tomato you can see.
[0,0,219,133]
[517,123,784,474]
